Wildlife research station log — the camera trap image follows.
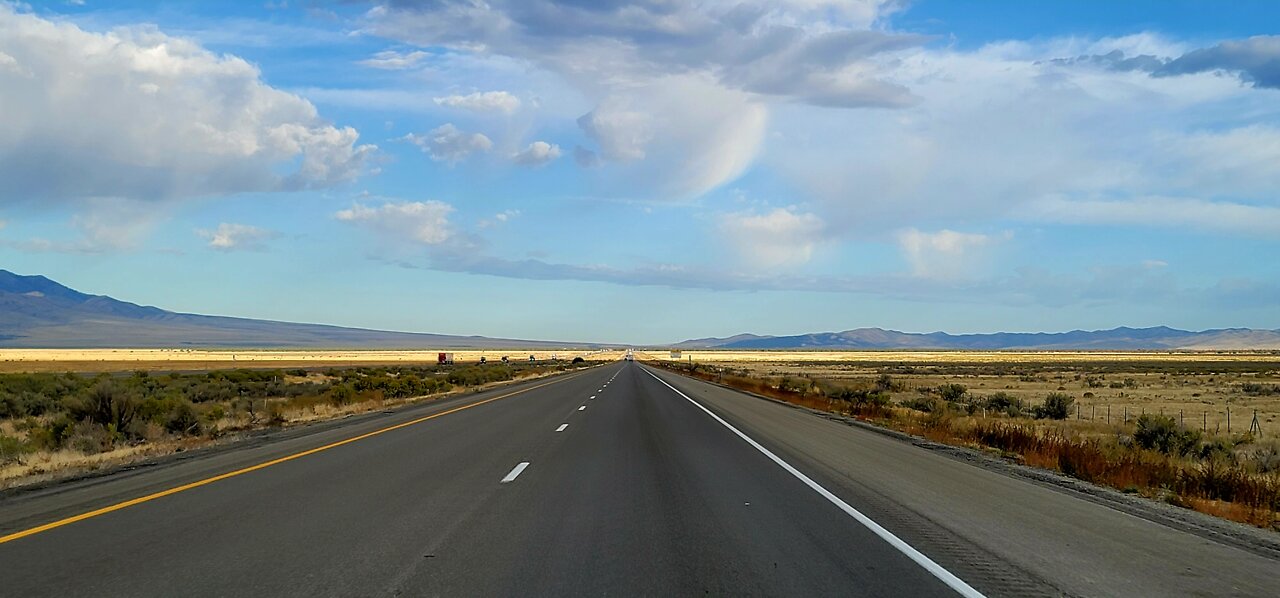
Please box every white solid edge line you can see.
[643,368,985,598]
[501,462,530,483]
[556,423,569,432]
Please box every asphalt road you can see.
[1,362,1277,596]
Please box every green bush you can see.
[328,384,356,406]
[0,434,33,464]
[68,382,140,433]
[875,373,903,392]
[1134,414,1201,456]
[829,386,890,410]
[937,384,967,402]
[1033,393,1074,420]
[980,392,1025,417]
[165,400,202,436]
[901,396,940,413]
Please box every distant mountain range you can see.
[4,269,1276,350]
[676,327,1280,351]
[0,270,599,349]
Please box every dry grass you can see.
[0,440,194,487]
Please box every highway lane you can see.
[0,362,955,596]
[3,360,1275,596]
[645,364,1280,597]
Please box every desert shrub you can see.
[901,396,940,413]
[0,434,33,464]
[165,400,202,436]
[875,374,904,392]
[1247,441,1280,474]
[572,357,585,364]
[68,382,140,433]
[328,384,356,407]
[1196,438,1236,462]
[778,376,811,395]
[1134,414,1201,456]
[1240,382,1280,396]
[970,421,1040,454]
[1033,393,1074,420]
[827,385,890,415]
[204,404,226,423]
[25,415,74,450]
[937,383,967,402]
[980,392,1025,417]
[447,366,514,387]
[66,421,113,453]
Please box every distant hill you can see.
[677,326,1280,351]
[0,270,599,349]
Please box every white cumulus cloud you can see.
[197,223,280,251]
[402,124,493,163]
[335,201,454,245]
[0,6,375,205]
[511,141,562,166]
[720,208,825,268]
[359,49,430,70]
[478,209,520,229]
[433,91,521,113]
[897,229,1004,279]
[577,76,767,198]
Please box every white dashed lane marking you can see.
[501,462,530,483]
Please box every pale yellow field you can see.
[0,348,627,373]
[638,350,1280,364]
[638,350,1280,436]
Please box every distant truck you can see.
[438,352,454,365]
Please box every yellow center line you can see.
[0,373,580,545]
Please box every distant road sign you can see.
[670,350,682,359]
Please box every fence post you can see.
[1227,407,1230,433]
[1179,409,1183,429]
[1092,405,1096,421]
[1077,404,1081,420]
[1202,411,1206,432]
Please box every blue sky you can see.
[1,1,1278,344]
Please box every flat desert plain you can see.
[0,349,625,373]
[642,350,1280,436]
